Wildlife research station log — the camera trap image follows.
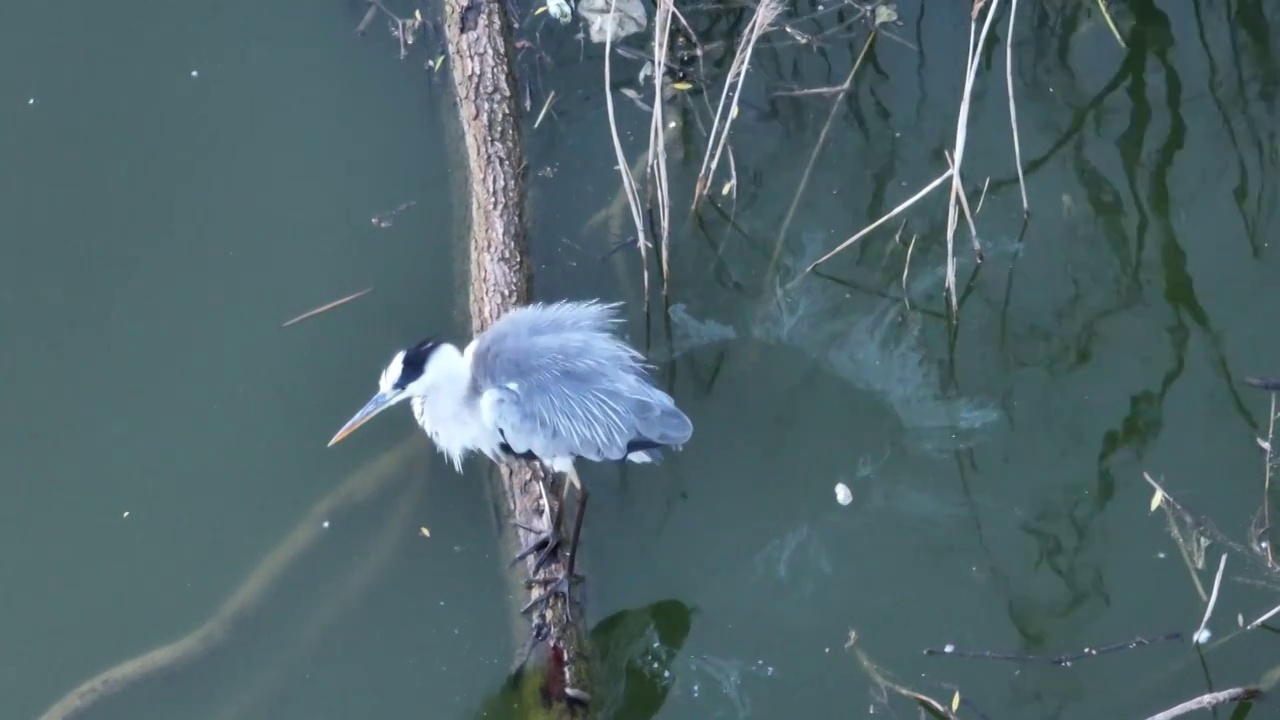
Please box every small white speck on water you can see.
[190,70,199,78]
[321,520,330,529]
[1193,628,1212,644]
[943,643,955,653]
[122,511,130,518]
[28,98,35,105]
[834,482,853,506]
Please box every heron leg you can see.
[511,472,562,576]
[522,482,588,618]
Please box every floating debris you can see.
[419,526,431,538]
[371,200,417,228]
[280,287,373,328]
[545,0,573,23]
[834,482,853,506]
[578,0,646,43]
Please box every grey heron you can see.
[327,299,693,607]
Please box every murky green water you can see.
[3,0,1279,718]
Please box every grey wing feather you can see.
[469,300,693,463]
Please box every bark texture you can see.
[440,0,593,716]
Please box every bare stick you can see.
[923,632,1182,666]
[1005,0,1028,214]
[602,0,650,303]
[798,169,952,279]
[1143,687,1262,720]
[1193,553,1227,643]
[1247,602,1280,629]
[533,89,556,128]
[280,287,374,328]
[1094,0,1126,49]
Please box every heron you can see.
[326,299,693,609]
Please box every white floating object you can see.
[834,482,853,506]
[577,0,646,44]
[1193,628,1212,644]
[943,643,956,653]
[322,520,330,529]
[122,511,130,518]
[545,0,572,23]
[190,70,199,78]
[27,98,35,105]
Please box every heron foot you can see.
[511,521,561,577]
[521,485,589,619]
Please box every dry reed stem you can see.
[945,0,1002,316]
[975,176,991,215]
[647,0,676,298]
[1144,472,1209,602]
[1005,0,1028,214]
[902,233,918,310]
[1094,0,1127,49]
[602,0,650,306]
[1193,553,1227,642]
[944,150,979,245]
[798,169,953,280]
[1263,393,1276,568]
[694,0,782,199]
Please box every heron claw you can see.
[521,571,584,617]
[512,526,561,576]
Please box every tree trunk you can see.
[440,0,594,716]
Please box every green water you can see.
[3,0,1279,718]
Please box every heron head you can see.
[327,337,441,446]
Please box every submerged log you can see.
[440,0,594,715]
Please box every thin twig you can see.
[1143,687,1262,720]
[1193,553,1227,643]
[1005,0,1028,214]
[533,89,556,128]
[975,177,991,215]
[280,287,374,328]
[602,0,650,307]
[1247,602,1280,629]
[797,169,953,280]
[902,233,918,311]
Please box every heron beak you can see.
[327,390,402,447]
